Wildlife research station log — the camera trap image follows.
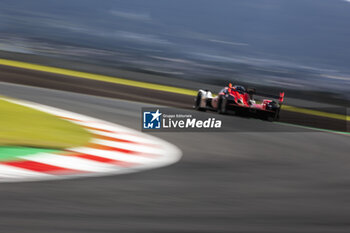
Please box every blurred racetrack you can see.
[1,0,350,231]
[0,82,349,233]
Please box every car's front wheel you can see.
[194,92,206,111]
[217,96,227,114]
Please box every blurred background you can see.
[1,2,350,232]
[0,0,350,101]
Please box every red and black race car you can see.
[194,83,285,121]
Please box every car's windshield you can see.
[233,85,246,93]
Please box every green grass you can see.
[0,146,60,161]
[0,98,92,149]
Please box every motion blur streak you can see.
[1,0,350,96]
[0,58,348,122]
[0,59,197,96]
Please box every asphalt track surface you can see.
[0,82,349,233]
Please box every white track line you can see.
[0,164,52,180]
[88,129,157,144]
[66,121,137,134]
[91,139,165,154]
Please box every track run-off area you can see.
[0,97,181,182]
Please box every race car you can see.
[194,83,284,121]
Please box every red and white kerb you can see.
[0,98,182,183]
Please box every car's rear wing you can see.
[279,92,285,103]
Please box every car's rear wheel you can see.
[274,108,281,121]
[266,110,279,121]
[266,115,274,122]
